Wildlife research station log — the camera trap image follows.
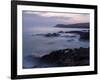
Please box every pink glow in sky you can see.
[23,11,90,27]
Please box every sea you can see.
[23,26,89,68]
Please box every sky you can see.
[22,10,90,29]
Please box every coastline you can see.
[23,47,89,68]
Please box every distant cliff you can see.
[55,23,89,28]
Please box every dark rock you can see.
[44,33,60,37]
[67,39,74,42]
[55,23,89,28]
[61,35,76,38]
[82,30,89,32]
[65,31,89,40]
[58,31,65,33]
[40,47,89,66]
[65,31,83,34]
[80,32,89,40]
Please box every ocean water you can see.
[23,27,89,68]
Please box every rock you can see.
[65,31,83,34]
[65,31,89,40]
[67,39,74,42]
[58,31,65,33]
[79,32,89,40]
[40,47,89,66]
[55,23,89,28]
[44,33,60,37]
[61,35,76,38]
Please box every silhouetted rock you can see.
[40,47,89,66]
[58,31,65,33]
[65,31,89,40]
[55,23,89,28]
[61,35,76,38]
[67,39,74,42]
[80,32,89,40]
[65,31,83,34]
[44,33,60,37]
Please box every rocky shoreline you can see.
[25,47,90,68]
[40,47,89,67]
[29,30,90,68]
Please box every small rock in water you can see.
[44,33,60,37]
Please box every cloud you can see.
[23,10,90,27]
[23,11,89,20]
